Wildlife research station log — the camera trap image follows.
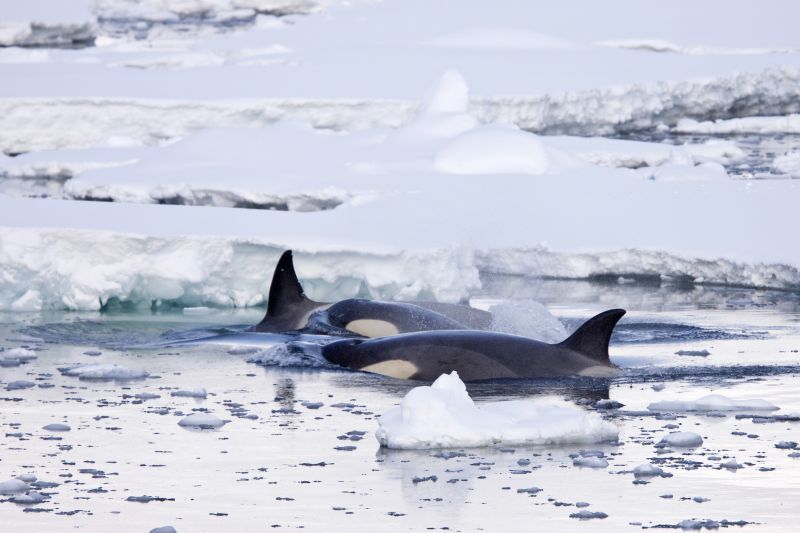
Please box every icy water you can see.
[2,280,800,532]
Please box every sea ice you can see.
[171,388,208,399]
[648,394,779,413]
[0,478,30,495]
[573,456,609,469]
[5,380,36,391]
[633,463,665,477]
[375,372,618,449]
[42,423,71,432]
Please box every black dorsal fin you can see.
[558,309,626,362]
[267,250,307,317]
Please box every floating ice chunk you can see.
[6,380,36,391]
[573,456,609,468]
[16,474,36,483]
[648,394,779,413]
[5,348,37,360]
[150,527,177,533]
[135,392,160,400]
[42,423,71,432]
[376,372,618,449]
[227,346,261,355]
[633,463,665,477]
[775,441,798,450]
[58,363,149,380]
[171,388,208,399]
[435,125,550,175]
[570,510,608,520]
[660,432,703,447]
[675,114,800,135]
[178,413,228,429]
[0,478,30,495]
[652,383,666,392]
[595,400,624,410]
[722,459,744,470]
[488,300,567,342]
[10,490,48,504]
[677,519,720,530]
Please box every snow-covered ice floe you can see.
[375,372,618,450]
[177,413,228,429]
[0,0,97,48]
[648,394,779,413]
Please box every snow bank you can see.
[648,394,779,413]
[58,363,150,380]
[375,372,618,449]
[0,0,96,48]
[4,68,800,154]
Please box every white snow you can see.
[774,151,800,175]
[648,394,779,413]
[0,0,96,48]
[675,115,800,135]
[178,413,228,428]
[375,372,619,449]
[659,432,703,448]
[58,363,150,380]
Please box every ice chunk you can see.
[675,349,711,357]
[648,394,779,413]
[659,432,703,448]
[58,363,149,380]
[774,151,800,175]
[0,478,30,495]
[178,413,228,429]
[150,527,178,533]
[573,456,609,468]
[10,490,48,504]
[4,347,37,360]
[6,380,36,391]
[376,372,618,449]
[633,463,664,477]
[171,388,208,399]
[42,423,71,432]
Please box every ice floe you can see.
[375,372,619,449]
[178,413,229,429]
[648,394,779,413]
[659,432,703,448]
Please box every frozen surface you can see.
[375,372,619,449]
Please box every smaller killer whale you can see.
[320,309,626,381]
[252,250,491,336]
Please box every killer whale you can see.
[252,250,491,336]
[320,309,626,381]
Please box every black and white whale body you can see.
[253,250,491,336]
[320,309,626,381]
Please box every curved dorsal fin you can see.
[558,309,626,362]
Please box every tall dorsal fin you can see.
[558,309,626,363]
[266,250,308,317]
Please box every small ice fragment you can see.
[178,413,228,429]
[570,510,607,519]
[5,348,37,360]
[171,388,207,399]
[59,363,149,380]
[16,475,36,483]
[633,463,664,477]
[149,528,177,533]
[595,399,624,410]
[302,401,324,409]
[412,475,438,484]
[659,432,703,447]
[660,494,673,499]
[775,441,798,449]
[227,346,260,355]
[83,350,102,356]
[722,459,743,470]
[6,380,36,391]
[573,456,608,468]
[675,349,710,357]
[0,478,30,494]
[516,487,542,494]
[135,392,160,400]
[10,491,48,504]
[692,496,709,503]
[575,502,590,508]
[42,423,71,432]
[648,394,779,413]
[651,383,666,391]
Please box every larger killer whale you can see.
[320,309,626,381]
[252,250,491,336]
